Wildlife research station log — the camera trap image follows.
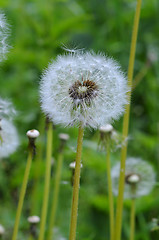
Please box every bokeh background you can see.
[0,0,159,239]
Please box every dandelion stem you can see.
[106,139,114,240]
[114,1,142,240]
[38,122,53,240]
[12,150,33,240]
[31,115,45,215]
[47,151,64,240]
[69,123,84,240]
[130,198,135,240]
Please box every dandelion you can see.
[112,157,155,199]
[0,12,10,61]
[0,118,19,159]
[40,50,127,240]
[0,98,16,120]
[12,130,40,240]
[40,51,128,128]
[112,157,155,240]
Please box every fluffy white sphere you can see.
[112,157,156,199]
[40,51,128,128]
[0,118,19,158]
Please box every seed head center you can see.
[69,79,98,105]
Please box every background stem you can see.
[69,124,84,240]
[106,139,114,240]
[38,122,53,240]
[130,198,135,240]
[12,150,33,240]
[114,1,142,240]
[47,151,64,240]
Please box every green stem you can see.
[106,139,114,240]
[12,150,33,240]
[130,199,135,240]
[38,122,53,240]
[114,1,142,240]
[31,115,46,215]
[69,124,84,240]
[47,151,64,240]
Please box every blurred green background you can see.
[0,0,159,239]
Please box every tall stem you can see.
[38,122,53,240]
[106,139,114,240]
[69,124,84,240]
[114,1,142,240]
[47,152,64,240]
[130,199,135,240]
[12,150,33,240]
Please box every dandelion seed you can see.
[40,51,128,128]
[0,12,10,61]
[112,157,155,199]
[0,118,19,158]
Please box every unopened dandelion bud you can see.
[99,124,113,133]
[69,161,83,186]
[28,215,40,238]
[28,215,40,224]
[59,133,69,141]
[26,129,40,155]
[59,133,69,152]
[126,174,140,184]
[0,224,5,236]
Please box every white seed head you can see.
[0,224,5,235]
[40,51,128,128]
[59,133,70,141]
[69,161,83,169]
[26,129,40,139]
[112,157,156,199]
[27,215,40,224]
[99,124,113,133]
[0,98,16,120]
[0,12,10,62]
[0,118,19,158]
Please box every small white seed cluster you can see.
[127,174,140,184]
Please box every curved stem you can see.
[106,139,114,240]
[114,1,142,240]
[69,124,84,240]
[130,199,135,240]
[38,122,53,240]
[12,150,33,240]
[47,152,64,240]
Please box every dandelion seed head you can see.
[0,98,16,120]
[0,12,10,61]
[0,118,19,158]
[40,51,128,128]
[112,157,156,199]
